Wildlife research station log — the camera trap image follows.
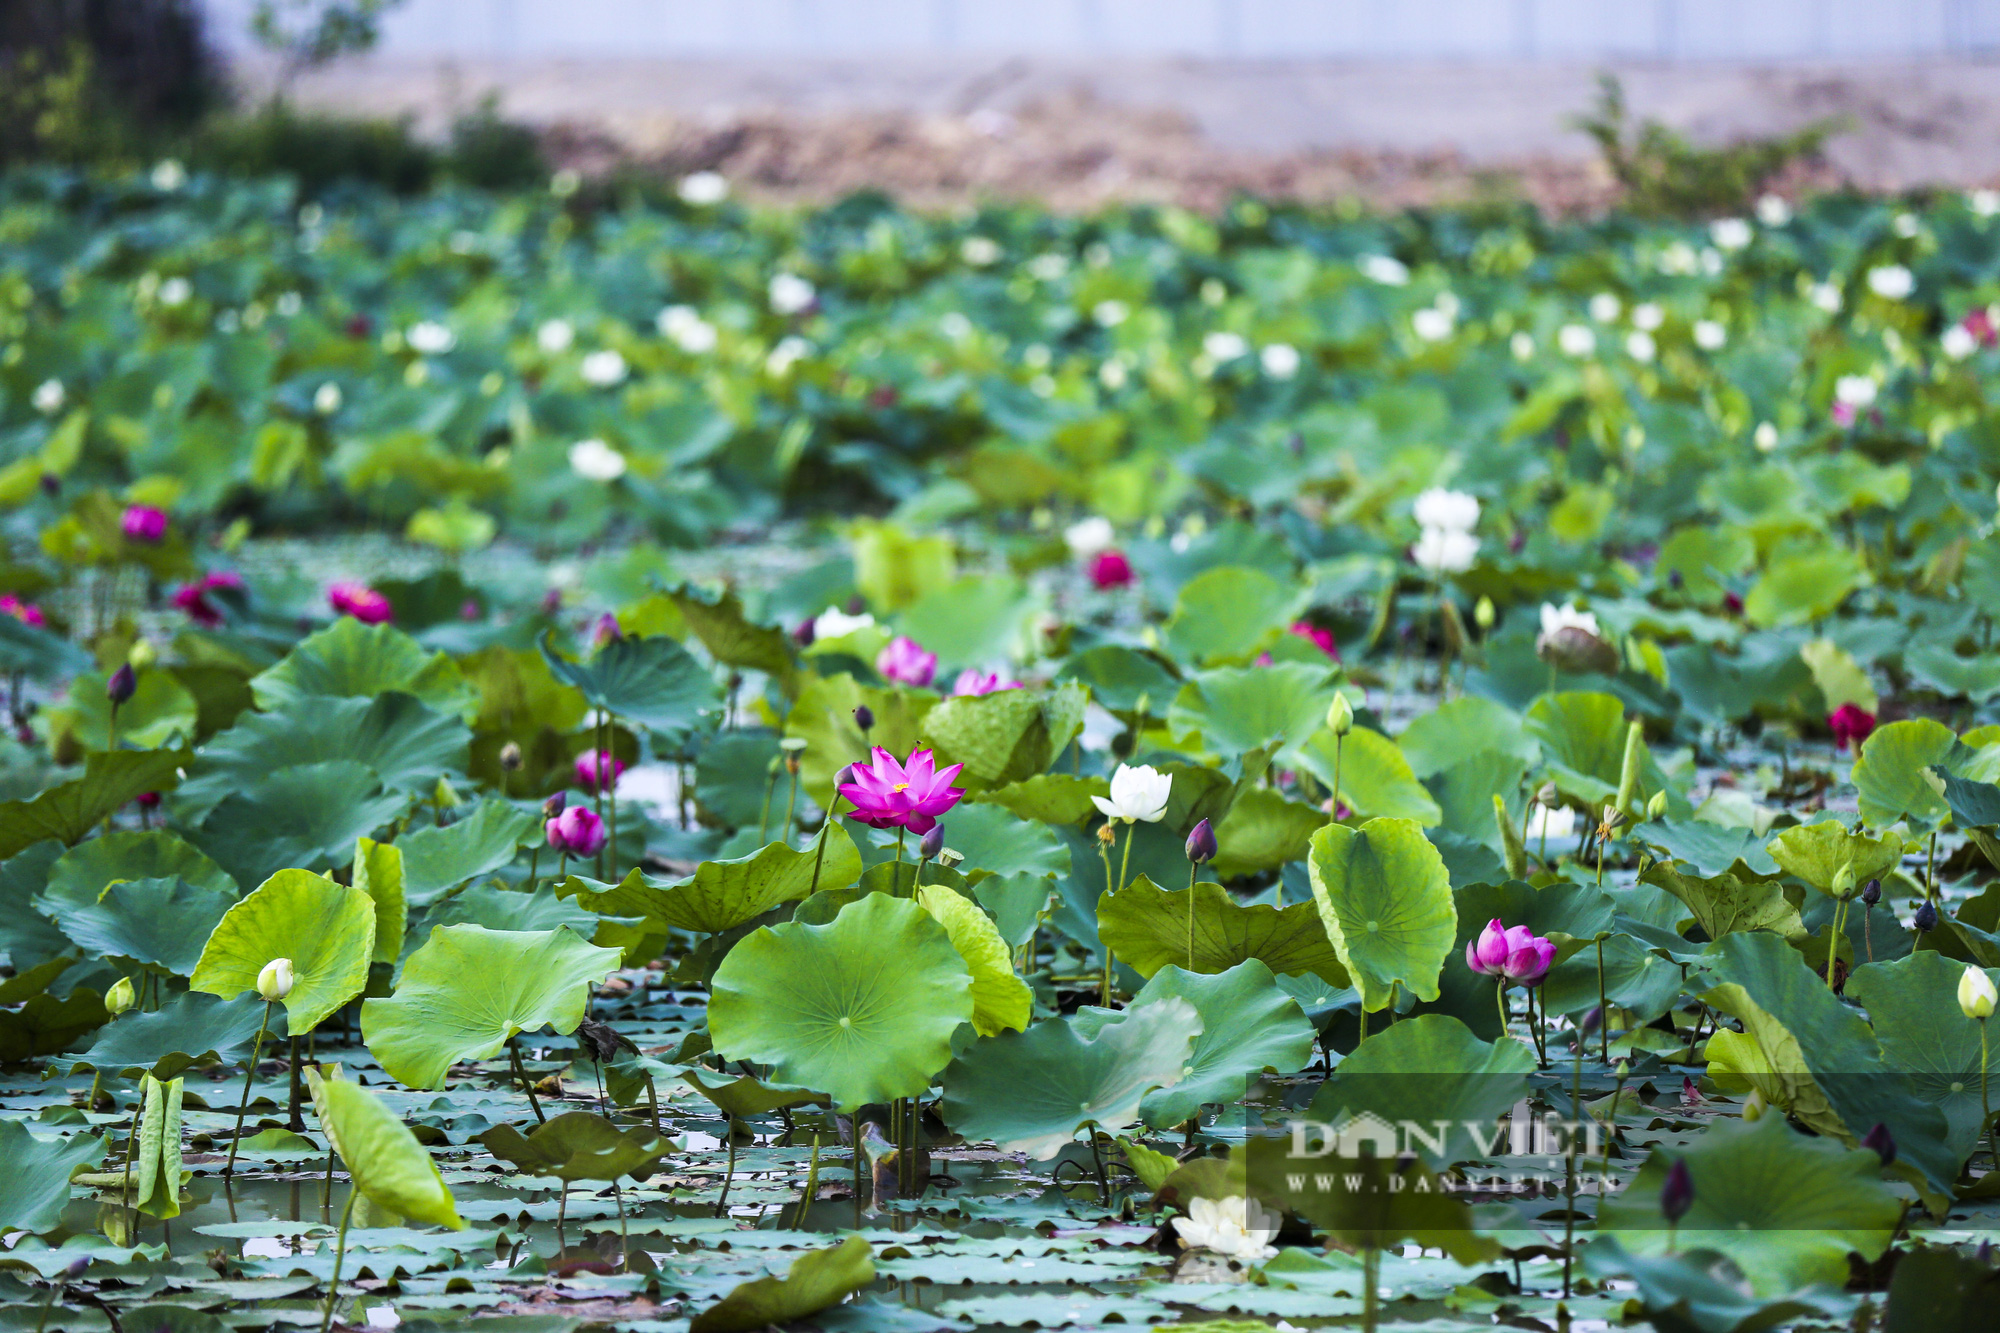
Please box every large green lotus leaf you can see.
[1306,818,1457,1012]
[1599,1115,1898,1296]
[692,729,783,829]
[360,925,623,1089]
[974,774,1109,826]
[563,826,862,934]
[352,837,407,965]
[0,1118,104,1236]
[189,868,376,1034]
[1454,879,1617,951]
[1636,820,1780,878]
[191,760,409,888]
[47,666,198,751]
[1523,691,1627,809]
[1846,953,1994,1162]
[1079,960,1314,1128]
[1640,863,1805,941]
[397,800,540,906]
[940,1000,1199,1158]
[1907,642,2000,702]
[1166,662,1339,765]
[1097,875,1349,986]
[1742,546,1867,629]
[1935,768,2000,832]
[1766,821,1903,896]
[252,617,475,721]
[37,876,235,977]
[1297,726,1442,825]
[782,673,936,809]
[709,893,971,1111]
[67,990,282,1081]
[0,748,187,858]
[132,1074,184,1219]
[1301,1013,1535,1168]
[918,883,1031,1036]
[1238,1137,1497,1264]
[0,986,108,1062]
[0,840,81,971]
[665,581,799,696]
[430,885,598,935]
[1851,718,2000,831]
[688,1235,875,1333]
[918,682,1087,794]
[1055,644,1179,715]
[1210,786,1327,877]
[1163,566,1305,666]
[681,1069,830,1118]
[1541,932,1687,1024]
[897,573,1048,671]
[47,830,236,900]
[0,610,89,680]
[1695,931,1957,1203]
[538,630,717,740]
[310,1073,464,1229]
[935,802,1069,879]
[1399,696,1537,779]
[478,1110,670,1183]
[1424,748,1529,850]
[173,692,469,824]
[971,872,1056,948]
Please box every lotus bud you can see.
[919,825,944,860]
[1742,1090,1766,1121]
[105,976,136,1016]
[853,704,875,733]
[1861,878,1881,906]
[106,663,137,707]
[833,764,855,788]
[1578,1005,1604,1037]
[1536,782,1560,808]
[1960,964,1997,1020]
[1660,1158,1695,1223]
[1831,860,1856,899]
[1915,900,1939,933]
[543,790,567,819]
[1614,720,1644,817]
[1615,1059,1629,1081]
[1325,692,1355,736]
[1645,790,1669,821]
[1185,818,1217,865]
[499,741,523,771]
[128,639,156,670]
[39,473,59,497]
[1474,596,1495,631]
[257,957,295,1002]
[1862,1122,1896,1165]
[434,776,462,809]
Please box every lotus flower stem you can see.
[1099,837,1117,1005]
[606,728,619,877]
[1562,1028,1584,1297]
[1982,1018,1992,1168]
[1186,862,1198,971]
[614,1178,627,1269]
[806,792,846,898]
[317,1186,358,1333]
[1361,1242,1380,1333]
[508,1038,546,1124]
[757,758,779,843]
[714,1128,738,1217]
[1825,897,1848,991]
[1331,733,1344,820]
[1928,831,1938,901]
[1118,824,1135,896]
[1596,940,1609,1063]
[289,1035,305,1130]
[524,846,540,897]
[594,710,608,879]
[784,760,801,842]
[1496,977,1510,1041]
[225,1001,274,1178]
[1680,1003,1708,1065]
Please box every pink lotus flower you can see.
[1465,918,1555,985]
[171,571,243,628]
[876,635,937,688]
[328,582,392,624]
[951,668,1021,697]
[591,613,621,648]
[575,747,625,792]
[1967,307,1997,348]
[546,805,608,857]
[0,594,46,628]
[1830,400,1856,428]
[121,505,168,543]
[837,746,966,835]
[1829,703,1876,752]
[1289,621,1340,661]
[1089,550,1134,589]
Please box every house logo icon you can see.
[1329,1111,1401,1158]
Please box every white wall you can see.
[202,0,2000,60]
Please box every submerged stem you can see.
[226,1001,274,1178]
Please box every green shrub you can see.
[446,96,547,191]
[190,102,439,195]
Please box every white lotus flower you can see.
[769,272,817,315]
[677,171,729,205]
[1092,299,1130,328]
[1631,302,1664,331]
[1973,190,2000,218]
[1540,603,1600,638]
[1588,292,1622,323]
[1413,488,1479,534]
[1065,516,1116,559]
[1944,325,1978,360]
[812,607,876,639]
[1412,527,1479,575]
[1893,212,1921,238]
[1657,241,1698,275]
[1867,265,1914,300]
[580,349,627,386]
[1756,194,1792,227]
[1527,805,1577,842]
[940,311,973,340]
[31,379,64,414]
[1625,331,1656,362]
[657,305,719,354]
[275,291,303,317]
[960,235,1002,266]
[1960,965,1997,1020]
[1557,323,1596,357]
[1509,331,1535,360]
[1359,254,1409,286]
[159,277,193,307]
[1753,422,1779,451]
[1202,331,1248,361]
[1093,764,1172,824]
[567,438,627,481]
[1099,360,1129,390]
[256,957,295,1002]
[313,382,343,415]
[1260,343,1301,378]
[1171,1195,1280,1261]
[407,321,454,354]
[1809,282,1843,313]
[766,335,812,374]
[1709,217,1752,250]
[1411,307,1454,341]
[1027,253,1069,281]
[1693,319,1727,350]
[1835,375,1878,407]
[537,319,575,353]
[151,159,187,191]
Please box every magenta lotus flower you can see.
[171,571,243,628]
[1828,703,1876,752]
[0,594,46,628]
[1089,549,1134,589]
[328,582,392,624]
[951,668,1021,697]
[546,805,607,857]
[1288,621,1340,661]
[876,635,937,688]
[575,747,625,792]
[1465,918,1556,985]
[591,613,622,648]
[837,746,966,835]
[121,505,168,543]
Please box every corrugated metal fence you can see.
[201,0,2000,60]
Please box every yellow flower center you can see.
[892,782,910,792]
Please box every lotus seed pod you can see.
[1325,692,1354,736]
[105,976,136,1016]
[257,957,295,1002]
[499,741,523,771]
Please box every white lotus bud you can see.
[257,957,295,1002]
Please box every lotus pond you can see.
[8,168,2000,1333]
